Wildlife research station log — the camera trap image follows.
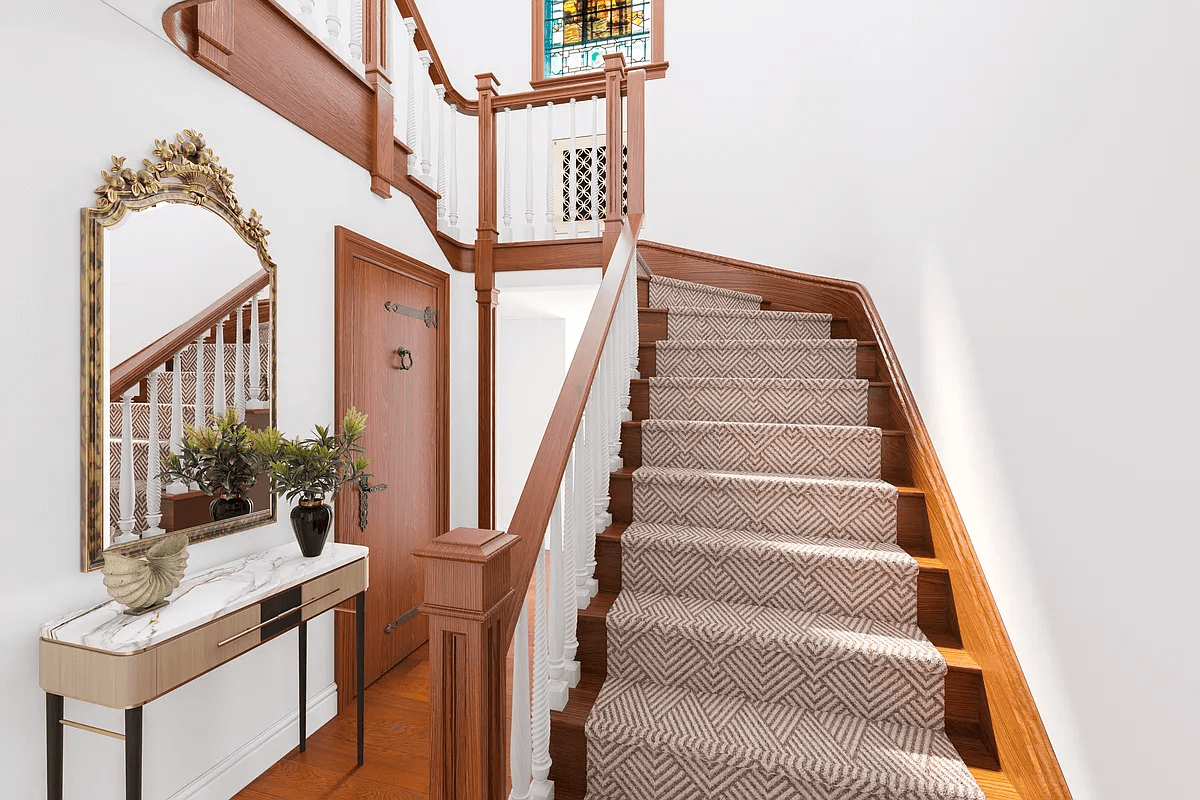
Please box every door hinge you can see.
[384,301,438,329]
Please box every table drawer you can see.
[301,558,367,621]
[156,605,261,695]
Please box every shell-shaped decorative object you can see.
[102,533,190,614]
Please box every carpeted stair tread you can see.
[633,465,898,542]
[621,522,918,623]
[656,338,857,380]
[665,306,832,341]
[585,678,986,800]
[642,419,882,479]
[649,275,762,311]
[648,376,869,426]
[607,590,946,727]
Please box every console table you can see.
[40,542,369,800]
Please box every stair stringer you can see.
[636,240,1072,800]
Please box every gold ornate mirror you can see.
[81,130,277,571]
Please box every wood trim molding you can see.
[636,239,1072,800]
[194,0,234,74]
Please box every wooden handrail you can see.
[500,216,640,641]
[110,270,269,399]
[393,0,478,114]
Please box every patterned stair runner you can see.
[584,277,984,800]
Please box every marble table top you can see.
[41,543,368,654]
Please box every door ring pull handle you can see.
[397,348,413,371]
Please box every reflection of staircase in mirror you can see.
[108,290,271,544]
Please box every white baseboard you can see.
[167,683,338,800]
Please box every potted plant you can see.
[158,407,260,522]
[250,408,371,557]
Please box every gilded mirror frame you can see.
[81,129,278,572]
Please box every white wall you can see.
[0,2,477,798]
[413,2,1200,797]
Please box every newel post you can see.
[364,0,394,198]
[415,528,517,800]
[601,53,627,266]
[476,73,501,530]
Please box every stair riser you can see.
[641,308,852,341]
[667,313,831,341]
[632,422,885,481]
[632,474,898,544]
[630,379,892,428]
[648,280,761,311]
[641,343,875,380]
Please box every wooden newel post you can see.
[601,53,627,266]
[476,73,501,530]
[415,528,518,800]
[365,0,394,198]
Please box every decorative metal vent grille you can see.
[554,136,628,232]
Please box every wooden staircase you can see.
[547,273,1024,800]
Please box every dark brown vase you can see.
[290,498,332,558]
[210,494,253,522]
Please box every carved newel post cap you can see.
[475,72,501,94]
[602,52,628,73]
[414,528,517,617]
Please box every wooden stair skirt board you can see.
[545,248,1070,800]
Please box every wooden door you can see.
[334,227,449,705]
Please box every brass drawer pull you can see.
[217,588,340,648]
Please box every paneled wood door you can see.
[333,227,449,707]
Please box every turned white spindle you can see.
[348,0,363,66]
[248,295,266,409]
[508,601,532,800]
[435,85,448,232]
[568,98,579,239]
[166,355,186,495]
[574,423,592,608]
[418,51,434,184]
[194,334,207,429]
[213,321,227,418]
[548,482,567,711]
[144,369,165,538]
[500,107,514,243]
[595,349,614,532]
[115,386,138,544]
[543,101,557,240]
[324,0,344,55]
[607,330,623,473]
[524,105,536,241]
[590,96,600,237]
[235,306,246,422]
[403,19,418,173]
[530,545,553,800]
[299,0,316,29]
[562,448,580,686]
[447,104,460,237]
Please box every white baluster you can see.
[591,96,600,237]
[574,424,592,608]
[418,50,434,185]
[608,330,624,474]
[543,101,557,240]
[568,98,578,239]
[194,334,207,429]
[248,295,266,409]
[562,450,580,687]
[524,105,536,241]
[114,386,138,544]
[448,104,460,238]
[166,355,186,495]
[548,483,567,711]
[595,349,614,533]
[500,107,514,243]
[630,260,641,381]
[435,85,448,232]
[403,18,418,173]
[324,0,344,56]
[508,601,532,800]
[298,0,316,31]
[530,545,553,800]
[144,369,165,538]
[622,267,636,419]
[235,305,246,422]
[213,321,226,418]
[349,0,363,67]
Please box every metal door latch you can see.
[383,605,421,634]
[357,477,388,532]
[396,348,413,371]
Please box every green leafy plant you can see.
[249,408,371,503]
[157,407,259,497]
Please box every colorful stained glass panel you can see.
[545,0,651,78]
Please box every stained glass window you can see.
[545,0,651,78]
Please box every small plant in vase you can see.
[158,407,260,522]
[250,408,371,557]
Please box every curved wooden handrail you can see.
[110,270,269,399]
[393,0,478,114]
[500,216,641,640]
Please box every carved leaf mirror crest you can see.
[81,130,278,571]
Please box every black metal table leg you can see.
[125,707,142,800]
[47,693,63,800]
[299,620,308,753]
[356,590,365,766]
